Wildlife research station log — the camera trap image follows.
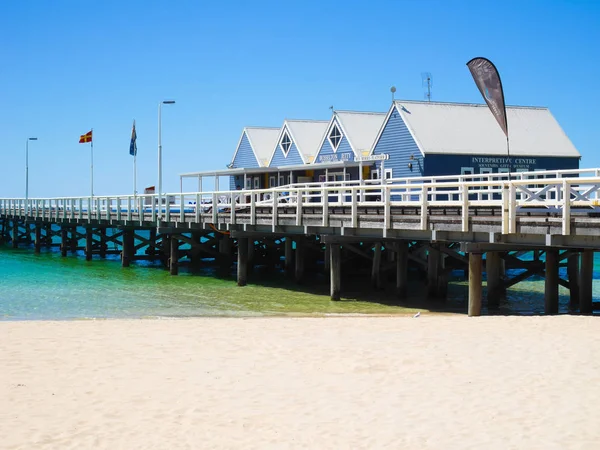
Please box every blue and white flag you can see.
[129,120,137,156]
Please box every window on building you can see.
[278,175,285,186]
[253,177,260,189]
[269,176,276,188]
[328,124,343,151]
[245,177,252,190]
[287,175,292,185]
[372,169,380,180]
[280,132,292,156]
[384,169,393,180]
[461,167,474,177]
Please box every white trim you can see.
[253,177,260,189]
[269,176,276,187]
[328,122,343,152]
[384,168,393,180]
[267,121,308,166]
[368,103,426,159]
[279,130,292,157]
[395,103,427,157]
[245,177,252,189]
[229,129,249,169]
[313,115,359,163]
[461,167,474,175]
[480,167,493,174]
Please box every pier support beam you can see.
[247,239,255,273]
[85,228,93,261]
[427,244,441,298]
[396,241,408,298]
[99,228,107,259]
[324,244,331,272]
[468,253,483,317]
[237,237,248,287]
[12,220,19,249]
[544,249,559,314]
[295,239,305,283]
[169,235,179,275]
[371,241,382,289]
[486,251,502,307]
[567,253,580,309]
[580,250,593,314]
[284,238,293,275]
[34,224,42,254]
[60,227,68,257]
[148,228,157,259]
[122,229,135,268]
[330,244,341,301]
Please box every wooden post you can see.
[427,245,440,298]
[324,244,331,272]
[396,241,408,298]
[371,241,382,289]
[60,227,68,257]
[12,220,19,249]
[34,224,42,254]
[330,244,341,301]
[487,251,502,307]
[85,228,93,261]
[169,234,179,275]
[567,253,580,310]
[284,238,293,275]
[148,228,157,259]
[237,237,248,286]
[295,238,305,283]
[70,227,78,254]
[580,250,593,314]
[468,253,483,317]
[544,249,559,314]
[99,228,107,258]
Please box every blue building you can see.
[181,100,580,191]
[370,100,580,180]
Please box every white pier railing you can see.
[3,174,600,237]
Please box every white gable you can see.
[245,127,280,167]
[335,111,386,156]
[286,120,329,163]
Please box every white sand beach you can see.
[1,316,600,449]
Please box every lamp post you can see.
[158,100,175,218]
[25,137,38,216]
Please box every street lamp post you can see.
[158,100,175,218]
[25,137,38,216]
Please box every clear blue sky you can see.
[1,0,598,198]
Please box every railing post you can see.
[180,194,185,223]
[195,193,200,224]
[562,179,571,235]
[250,192,256,226]
[230,192,236,225]
[501,183,509,234]
[212,193,218,224]
[165,198,171,223]
[351,187,358,228]
[272,191,278,232]
[420,185,428,230]
[383,187,391,233]
[296,188,303,226]
[322,187,329,227]
[509,183,517,234]
[461,183,469,232]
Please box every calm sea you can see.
[0,245,597,320]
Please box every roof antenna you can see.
[421,72,433,102]
[390,86,396,102]
[329,105,334,113]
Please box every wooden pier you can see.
[2,170,600,315]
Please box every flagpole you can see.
[506,135,511,178]
[134,152,137,197]
[91,128,94,198]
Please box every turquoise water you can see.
[0,246,598,320]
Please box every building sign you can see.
[354,154,389,162]
[471,157,537,171]
[317,152,353,163]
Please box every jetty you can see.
[2,167,600,316]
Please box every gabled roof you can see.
[333,110,386,156]
[269,119,329,165]
[245,127,281,167]
[230,127,280,168]
[389,100,580,157]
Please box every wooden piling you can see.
[427,245,440,298]
[396,241,408,298]
[148,228,157,259]
[169,235,178,275]
[486,251,502,307]
[69,227,77,254]
[60,227,68,257]
[99,228,107,258]
[295,239,305,283]
[122,229,134,268]
[330,244,341,301]
[85,228,93,261]
[237,237,248,286]
[580,250,593,314]
[324,244,331,272]
[371,241,382,289]
[567,253,580,309]
[34,224,42,254]
[247,238,255,272]
[544,249,559,314]
[468,253,483,317]
[12,220,18,249]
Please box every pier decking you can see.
[2,168,600,315]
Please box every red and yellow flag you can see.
[79,130,93,143]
